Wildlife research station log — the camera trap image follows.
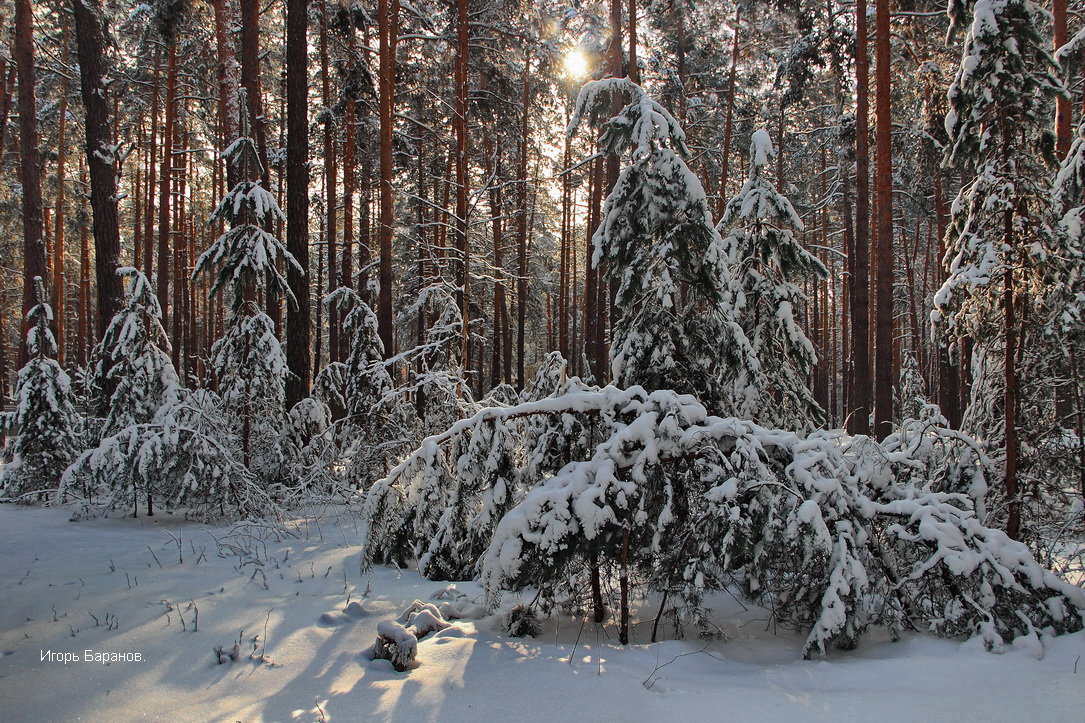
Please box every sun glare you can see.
[564,49,589,78]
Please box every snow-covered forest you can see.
[1,0,1085,717]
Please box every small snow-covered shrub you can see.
[404,608,450,637]
[504,605,541,638]
[280,396,346,497]
[369,620,418,671]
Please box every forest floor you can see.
[0,505,1082,722]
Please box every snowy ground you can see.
[0,505,1082,722]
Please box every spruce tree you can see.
[194,96,301,481]
[92,268,181,437]
[934,0,1065,538]
[718,130,827,428]
[1047,123,1085,502]
[1,278,81,502]
[569,78,758,414]
[412,286,473,436]
[332,287,417,487]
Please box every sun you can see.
[564,49,590,78]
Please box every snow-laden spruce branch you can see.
[362,382,1084,657]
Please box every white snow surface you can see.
[1,505,1082,722]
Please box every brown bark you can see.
[872,0,894,439]
[53,69,69,366]
[933,174,961,427]
[211,0,241,184]
[1069,348,1085,501]
[716,15,741,217]
[1003,265,1020,539]
[483,133,508,387]
[133,120,143,271]
[1055,0,1071,159]
[321,0,339,364]
[78,173,90,367]
[285,0,311,407]
[172,112,187,372]
[848,0,873,436]
[157,44,178,333]
[598,0,625,380]
[585,154,604,380]
[558,117,571,362]
[0,60,7,397]
[377,0,399,358]
[15,0,47,360]
[143,47,161,277]
[342,95,356,359]
[0,63,15,178]
[516,55,532,389]
[454,0,471,378]
[239,0,269,180]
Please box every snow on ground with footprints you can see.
[1,504,1082,722]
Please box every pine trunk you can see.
[321,0,339,364]
[53,72,69,366]
[15,0,47,362]
[516,56,531,389]
[157,44,178,333]
[716,14,741,216]
[872,0,894,439]
[454,0,471,380]
[377,0,399,358]
[211,0,242,183]
[1054,0,1071,159]
[285,0,311,408]
[848,0,872,436]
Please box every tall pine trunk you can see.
[157,44,178,334]
[15,0,47,363]
[320,0,338,365]
[377,0,398,357]
[454,0,471,380]
[848,0,872,436]
[52,68,69,366]
[285,0,311,407]
[872,0,894,439]
[516,56,532,389]
[715,13,741,216]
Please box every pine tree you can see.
[570,79,758,415]
[1,279,80,502]
[718,130,827,428]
